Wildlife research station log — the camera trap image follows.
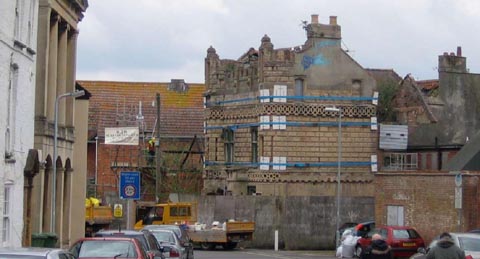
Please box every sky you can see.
[76,0,480,84]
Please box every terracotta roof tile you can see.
[77,80,205,138]
[416,80,439,90]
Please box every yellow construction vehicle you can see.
[134,201,255,250]
[134,202,196,229]
[85,197,113,236]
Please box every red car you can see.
[356,225,425,258]
[70,237,154,259]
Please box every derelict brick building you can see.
[203,15,379,197]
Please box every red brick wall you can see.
[87,138,203,202]
[375,172,480,244]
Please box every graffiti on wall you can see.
[302,54,329,70]
[302,39,339,70]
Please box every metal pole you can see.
[95,136,98,197]
[335,108,342,247]
[155,93,161,202]
[52,90,84,233]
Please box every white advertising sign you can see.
[105,127,139,145]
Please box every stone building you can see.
[203,15,379,197]
[0,0,38,247]
[30,0,88,247]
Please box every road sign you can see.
[119,171,141,200]
[114,204,123,218]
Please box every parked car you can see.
[410,232,480,259]
[0,247,75,259]
[70,237,153,259]
[142,224,194,259]
[354,221,375,237]
[94,229,164,259]
[146,229,188,259]
[356,225,425,258]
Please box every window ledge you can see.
[5,158,16,164]
[14,40,26,49]
[26,47,36,55]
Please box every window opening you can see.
[3,184,12,245]
[251,127,258,163]
[223,129,234,163]
[383,153,417,171]
[295,79,304,100]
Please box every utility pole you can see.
[155,93,161,202]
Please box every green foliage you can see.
[377,79,399,122]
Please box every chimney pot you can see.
[457,46,462,57]
[443,52,448,56]
[329,16,337,25]
[311,14,319,24]
[450,52,455,56]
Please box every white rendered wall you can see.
[0,0,38,247]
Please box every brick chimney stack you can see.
[305,14,341,41]
[330,16,337,25]
[438,47,467,74]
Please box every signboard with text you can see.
[119,171,140,200]
[105,127,139,145]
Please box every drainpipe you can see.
[435,137,442,170]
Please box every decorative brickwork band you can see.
[206,103,376,120]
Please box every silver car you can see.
[410,232,480,259]
[147,229,187,259]
[0,247,76,259]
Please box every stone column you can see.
[31,163,46,234]
[66,29,78,126]
[62,168,73,247]
[46,14,59,121]
[35,7,51,118]
[55,165,65,244]
[42,165,52,233]
[57,22,68,125]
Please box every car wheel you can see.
[355,245,362,258]
[200,243,215,250]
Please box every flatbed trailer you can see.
[187,221,255,250]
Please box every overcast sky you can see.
[76,0,480,84]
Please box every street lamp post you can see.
[52,90,85,233]
[325,106,342,248]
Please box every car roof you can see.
[142,225,182,230]
[76,236,140,241]
[376,225,416,230]
[0,248,67,256]
[450,232,480,238]
[96,230,143,235]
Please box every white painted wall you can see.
[0,0,38,247]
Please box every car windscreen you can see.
[78,240,138,258]
[152,232,176,243]
[95,233,149,251]
[0,255,45,259]
[459,237,480,251]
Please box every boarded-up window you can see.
[273,85,287,103]
[295,79,304,99]
[387,205,404,226]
